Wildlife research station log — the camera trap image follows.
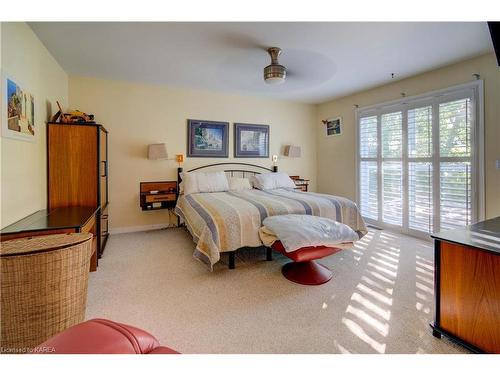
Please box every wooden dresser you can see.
[431,217,500,353]
[0,207,99,271]
[47,122,109,257]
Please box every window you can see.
[357,82,483,236]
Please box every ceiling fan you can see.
[263,47,287,84]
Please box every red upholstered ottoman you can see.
[32,318,179,354]
[272,241,343,285]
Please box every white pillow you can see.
[181,171,229,195]
[228,177,252,191]
[252,172,296,190]
[180,172,198,195]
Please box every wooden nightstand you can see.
[140,181,178,211]
[290,176,310,192]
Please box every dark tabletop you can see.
[1,206,98,234]
[431,216,500,255]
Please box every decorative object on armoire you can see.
[60,109,95,124]
[284,145,302,158]
[2,72,35,141]
[1,233,93,352]
[140,181,178,211]
[47,122,109,257]
[263,47,286,85]
[187,119,229,158]
[234,123,269,158]
[322,117,342,137]
[0,206,100,272]
[50,101,63,123]
[148,143,168,160]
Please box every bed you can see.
[174,163,367,269]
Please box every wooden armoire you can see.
[47,122,109,256]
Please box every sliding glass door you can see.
[357,82,483,236]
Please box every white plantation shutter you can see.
[408,106,433,233]
[408,106,432,158]
[357,83,481,236]
[382,161,402,225]
[438,98,473,230]
[359,116,377,158]
[381,112,403,226]
[381,112,402,158]
[360,161,378,219]
[359,116,378,220]
[440,162,471,229]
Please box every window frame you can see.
[355,80,484,239]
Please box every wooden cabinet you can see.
[431,217,500,353]
[47,122,109,257]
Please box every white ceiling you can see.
[29,22,493,104]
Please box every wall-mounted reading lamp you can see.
[283,145,301,158]
[148,143,185,180]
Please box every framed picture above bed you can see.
[234,123,269,158]
[187,119,229,158]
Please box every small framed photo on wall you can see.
[324,117,342,137]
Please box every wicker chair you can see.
[1,233,93,353]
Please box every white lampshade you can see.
[284,145,301,158]
[148,143,168,160]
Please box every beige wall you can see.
[316,53,500,219]
[0,22,68,228]
[68,76,317,231]
[2,24,497,230]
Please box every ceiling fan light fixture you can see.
[264,47,286,84]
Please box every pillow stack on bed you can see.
[251,172,296,190]
[181,171,229,195]
[180,171,296,195]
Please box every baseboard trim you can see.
[109,223,171,235]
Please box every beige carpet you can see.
[86,227,467,354]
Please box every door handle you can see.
[101,161,107,177]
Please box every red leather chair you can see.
[272,241,343,285]
[32,319,179,354]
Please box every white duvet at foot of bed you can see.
[259,214,360,253]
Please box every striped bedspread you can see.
[175,189,367,269]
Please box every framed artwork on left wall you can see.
[1,71,36,142]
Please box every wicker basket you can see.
[1,233,93,353]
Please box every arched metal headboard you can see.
[178,162,277,185]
